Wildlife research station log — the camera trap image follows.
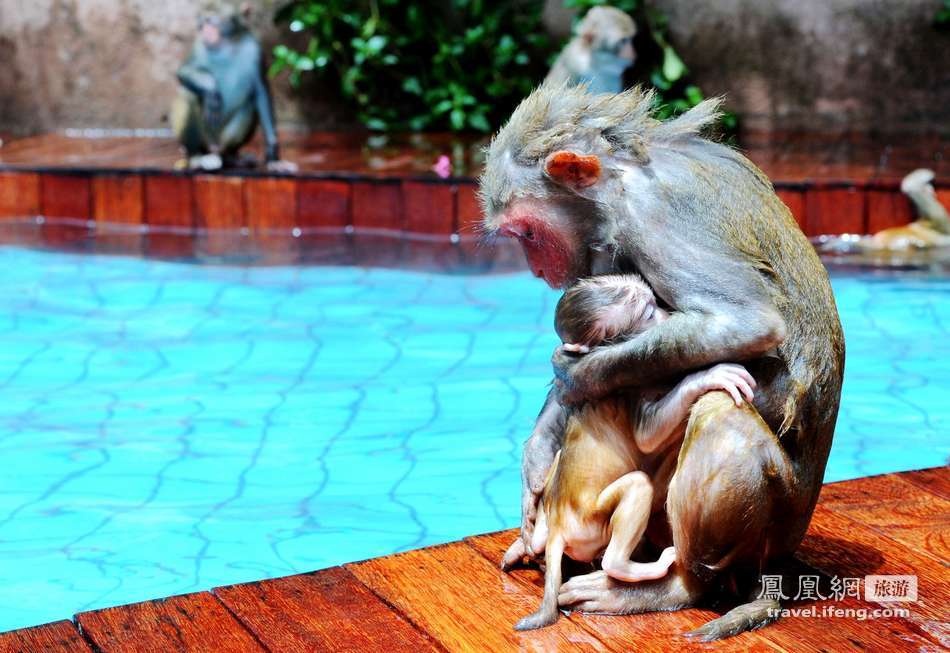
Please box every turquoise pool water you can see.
[0,245,946,632]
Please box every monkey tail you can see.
[682,598,780,642]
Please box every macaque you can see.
[512,274,758,631]
[860,169,949,251]
[172,5,296,172]
[545,6,636,95]
[480,83,844,640]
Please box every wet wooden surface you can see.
[1,131,949,184]
[1,132,949,239]
[0,466,945,652]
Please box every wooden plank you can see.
[245,177,296,233]
[797,504,949,644]
[466,530,784,652]
[92,174,144,255]
[144,174,194,258]
[403,181,455,235]
[40,174,92,246]
[194,175,245,231]
[760,559,935,653]
[144,174,193,230]
[866,189,913,233]
[896,466,950,499]
[0,171,40,219]
[805,187,866,236]
[818,472,950,565]
[297,179,350,230]
[775,188,806,231]
[0,620,92,653]
[347,542,621,652]
[215,566,440,653]
[351,181,403,232]
[92,174,144,226]
[194,175,245,257]
[76,592,266,653]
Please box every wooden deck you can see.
[1,132,949,243]
[0,467,946,652]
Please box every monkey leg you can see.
[218,104,258,163]
[514,534,565,631]
[171,90,208,158]
[559,391,795,627]
[596,471,675,582]
[670,390,796,641]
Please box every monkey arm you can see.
[176,56,218,97]
[518,386,567,555]
[554,256,784,405]
[635,364,757,454]
[253,70,280,161]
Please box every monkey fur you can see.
[481,82,845,640]
[172,6,295,172]
[512,274,759,631]
[545,6,637,95]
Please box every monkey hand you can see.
[202,90,224,129]
[684,363,756,406]
[552,345,603,406]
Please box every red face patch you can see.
[497,213,574,289]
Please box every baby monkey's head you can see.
[555,274,667,351]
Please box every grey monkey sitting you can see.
[171,5,296,173]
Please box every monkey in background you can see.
[820,168,950,252]
[510,274,758,631]
[481,83,843,640]
[172,5,296,172]
[545,6,637,95]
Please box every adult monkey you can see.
[172,4,296,172]
[545,6,637,95]
[480,83,845,640]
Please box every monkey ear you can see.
[544,151,602,190]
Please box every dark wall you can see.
[1,0,948,136]
[654,0,950,135]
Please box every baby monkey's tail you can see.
[683,598,780,641]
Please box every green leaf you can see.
[467,112,491,132]
[450,108,466,130]
[684,84,704,106]
[402,77,423,95]
[662,45,686,82]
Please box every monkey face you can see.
[200,18,222,47]
[493,196,590,289]
[611,36,635,63]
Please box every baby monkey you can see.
[512,274,756,631]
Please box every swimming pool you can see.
[0,243,946,632]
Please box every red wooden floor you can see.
[1,132,949,242]
[0,467,946,652]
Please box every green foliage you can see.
[936,0,950,27]
[271,0,551,132]
[272,0,735,135]
[566,0,736,134]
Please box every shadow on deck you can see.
[0,467,946,652]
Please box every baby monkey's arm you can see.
[635,363,756,454]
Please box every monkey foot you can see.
[266,159,299,174]
[514,610,559,631]
[188,154,223,171]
